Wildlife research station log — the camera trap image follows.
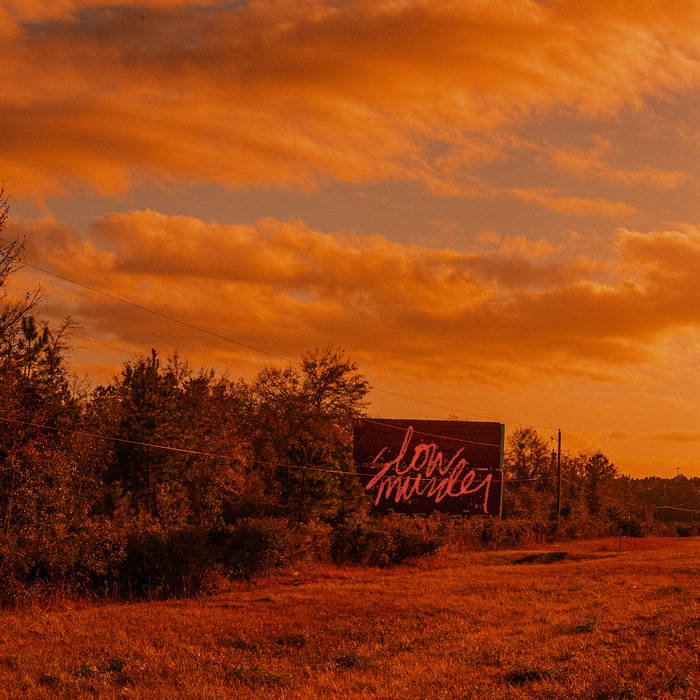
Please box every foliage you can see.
[331,513,447,566]
[1,198,697,605]
[1,538,697,698]
[505,426,553,483]
[88,351,246,526]
[117,525,214,599]
[210,518,297,582]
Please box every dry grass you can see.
[0,537,697,699]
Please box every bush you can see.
[330,514,447,566]
[117,526,213,600]
[294,518,333,561]
[614,517,646,538]
[0,520,129,605]
[382,515,447,562]
[441,517,548,550]
[0,568,27,608]
[210,518,297,582]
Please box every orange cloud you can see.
[545,136,686,189]
[608,430,700,444]
[1,0,698,206]
[651,432,700,443]
[476,232,564,258]
[508,189,638,217]
[9,211,700,385]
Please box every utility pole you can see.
[663,483,667,523]
[556,429,562,520]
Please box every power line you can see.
[369,386,539,426]
[55,333,507,448]
[654,505,699,513]
[0,414,368,478]
[69,335,507,448]
[22,261,558,431]
[37,331,507,451]
[21,262,289,362]
[0,414,512,479]
[70,333,136,355]
[625,500,699,514]
[2,416,695,508]
[360,417,501,448]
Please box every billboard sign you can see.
[353,419,504,515]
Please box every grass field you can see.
[0,537,697,699]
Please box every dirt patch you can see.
[513,552,569,564]
[513,551,618,565]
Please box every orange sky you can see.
[3,0,700,477]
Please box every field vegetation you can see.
[0,537,697,698]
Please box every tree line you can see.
[1,195,697,604]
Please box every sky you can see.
[2,0,700,477]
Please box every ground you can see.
[0,537,697,699]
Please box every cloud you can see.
[1,0,698,204]
[9,211,700,384]
[544,136,686,189]
[650,431,700,443]
[608,430,700,444]
[477,231,564,258]
[508,189,638,217]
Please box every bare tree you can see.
[0,186,40,343]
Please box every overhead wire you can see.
[70,333,137,355]
[0,414,506,478]
[0,414,371,478]
[21,262,288,360]
[6,265,696,512]
[21,261,558,431]
[1,415,694,510]
[24,261,697,485]
[359,417,501,448]
[23,331,506,450]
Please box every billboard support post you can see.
[499,422,505,519]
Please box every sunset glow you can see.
[5,0,700,477]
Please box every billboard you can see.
[353,419,504,515]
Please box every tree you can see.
[87,350,246,525]
[501,427,557,519]
[245,346,370,519]
[248,346,368,457]
[300,346,370,422]
[0,191,100,602]
[583,452,617,516]
[505,427,552,483]
[0,189,77,453]
[0,187,39,342]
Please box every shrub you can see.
[0,531,30,606]
[294,518,333,561]
[117,526,213,599]
[616,518,646,538]
[0,520,129,605]
[381,515,447,562]
[0,572,27,608]
[330,514,447,566]
[676,524,699,537]
[329,512,371,563]
[210,517,296,581]
[444,517,548,550]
